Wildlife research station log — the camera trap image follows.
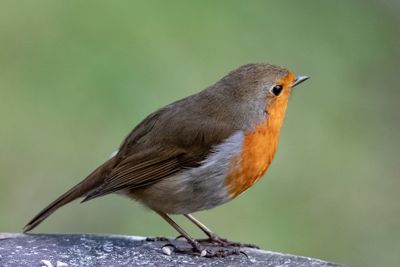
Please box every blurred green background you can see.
[1,1,399,266]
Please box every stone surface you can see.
[0,233,344,267]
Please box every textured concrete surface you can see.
[0,233,343,267]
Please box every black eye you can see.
[272,85,283,96]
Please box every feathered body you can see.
[24,64,301,233]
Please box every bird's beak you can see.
[292,76,310,88]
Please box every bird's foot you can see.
[196,235,259,249]
[201,247,246,258]
[162,242,246,258]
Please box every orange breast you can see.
[225,72,294,197]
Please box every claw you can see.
[239,251,249,258]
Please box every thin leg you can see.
[155,211,202,253]
[184,214,259,249]
[184,214,216,239]
[156,211,243,257]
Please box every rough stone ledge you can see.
[0,233,344,267]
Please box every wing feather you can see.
[82,150,185,201]
[83,97,239,201]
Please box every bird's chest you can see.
[225,113,285,197]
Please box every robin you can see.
[24,63,309,257]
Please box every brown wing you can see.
[82,99,239,201]
[82,148,189,201]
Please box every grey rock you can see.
[0,233,344,267]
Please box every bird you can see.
[24,63,309,257]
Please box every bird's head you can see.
[217,63,309,120]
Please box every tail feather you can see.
[23,158,116,233]
[23,181,88,232]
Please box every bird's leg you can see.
[156,211,243,257]
[184,214,259,249]
[156,211,204,254]
[184,214,217,240]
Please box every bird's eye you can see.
[271,85,283,96]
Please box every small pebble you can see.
[162,246,172,256]
[56,261,69,267]
[41,260,54,267]
[200,250,207,257]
